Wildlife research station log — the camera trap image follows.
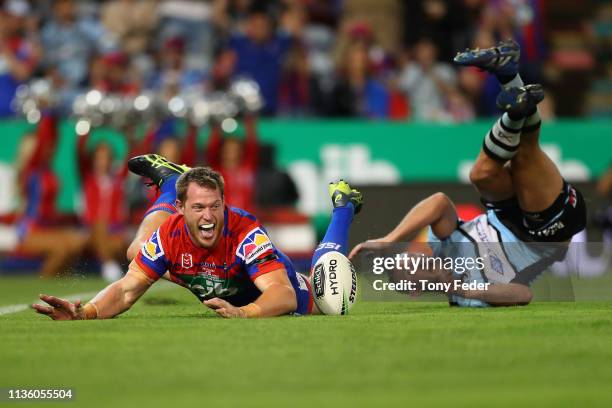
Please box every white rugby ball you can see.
[311,251,357,315]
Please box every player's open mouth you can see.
[198,223,215,240]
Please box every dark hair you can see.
[176,167,225,202]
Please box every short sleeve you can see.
[134,228,170,280]
[235,226,284,280]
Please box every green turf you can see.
[1,277,612,407]
[0,276,107,306]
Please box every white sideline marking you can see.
[0,281,175,316]
[0,304,30,315]
[0,291,97,316]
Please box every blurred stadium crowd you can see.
[1,0,609,121]
[1,108,290,279]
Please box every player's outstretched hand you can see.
[348,238,387,260]
[32,294,84,320]
[203,297,245,318]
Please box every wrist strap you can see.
[239,303,262,318]
[82,303,99,320]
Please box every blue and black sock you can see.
[522,107,541,134]
[311,203,355,270]
[144,174,179,217]
[498,73,524,90]
[483,113,524,162]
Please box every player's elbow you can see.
[284,285,298,313]
[272,283,297,314]
[499,284,532,306]
[515,286,533,306]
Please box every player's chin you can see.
[196,228,219,248]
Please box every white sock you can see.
[501,74,524,90]
[483,113,524,161]
[523,108,541,131]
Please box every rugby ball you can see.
[311,251,357,315]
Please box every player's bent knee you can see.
[517,288,533,306]
[469,161,497,186]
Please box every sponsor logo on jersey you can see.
[142,230,164,262]
[181,253,193,269]
[237,227,273,263]
[189,273,237,300]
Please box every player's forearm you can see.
[87,272,151,318]
[251,284,297,317]
[459,283,532,306]
[386,193,457,241]
[87,282,133,319]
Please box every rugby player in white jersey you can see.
[350,40,586,307]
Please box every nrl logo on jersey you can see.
[237,227,273,263]
[142,229,164,261]
[181,253,193,269]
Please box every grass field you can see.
[2,276,612,407]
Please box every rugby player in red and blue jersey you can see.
[33,157,362,319]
